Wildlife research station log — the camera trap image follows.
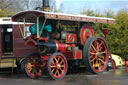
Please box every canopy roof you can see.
[12,10,115,24]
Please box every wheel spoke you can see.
[90,55,94,59]
[51,65,56,68]
[98,58,105,64]
[96,41,99,50]
[51,68,56,73]
[55,70,58,75]
[90,52,96,55]
[59,67,63,72]
[60,65,64,67]
[100,50,107,54]
[54,57,58,63]
[57,56,61,63]
[91,44,96,52]
[99,56,104,60]
[90,56,96,62]
[99,41,103,49]
[59,60,63,65]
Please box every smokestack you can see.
[42,0,50,11]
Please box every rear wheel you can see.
[83,37,109,73]
[47,53,68,80]
[24,53,43,78]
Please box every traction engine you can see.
[11,10,114,80]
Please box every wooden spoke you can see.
[59,60,63,65]
[57,56,61,62]
[98,58,105,64]
[91,44,96,52]
[100,50,107,54]
[51,65,56,68]
[59,68,63,72]
[60,65,64,67]
[99,41,103,49]
[90,52,96,55]
[90,56,96,62]
[51,68,56,73]
[90,55,94,59]
[99,56,104,60]
[96,41,99,50]
[54,57,58,63]
[55,70,59,75]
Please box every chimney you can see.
[42,0,50,11]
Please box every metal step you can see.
[3,52,13,55]
[0,58,16,68]
[2,52,13,58]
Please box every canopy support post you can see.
[40,18,47,36]
[23,18,26,39]
[18,22,24,39]
[37,17,40,38]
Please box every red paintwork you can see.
[25,39,37,46]
[26,35,37,40]
[66,33,77,43]
[74,50,82,59]
[55,40,76,54]
[102,29,109,39]
[64,50,82,60]
[41,54,50,61]
[102,29,109,35]
[38,37,48,42]
[55,41,67,53]
[80,25,94,45]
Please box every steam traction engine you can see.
[12,11,115,80]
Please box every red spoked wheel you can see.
[83,37,108,73]
[24,53,43,78]
[47,53,68,80]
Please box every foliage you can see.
[0,8,15,17]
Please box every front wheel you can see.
[47,53,68,80]
[83,36,109,74]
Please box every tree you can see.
[80,9,95,16]
[104,9,115,18]
[0,0,16,17]
[113,9,128,59]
